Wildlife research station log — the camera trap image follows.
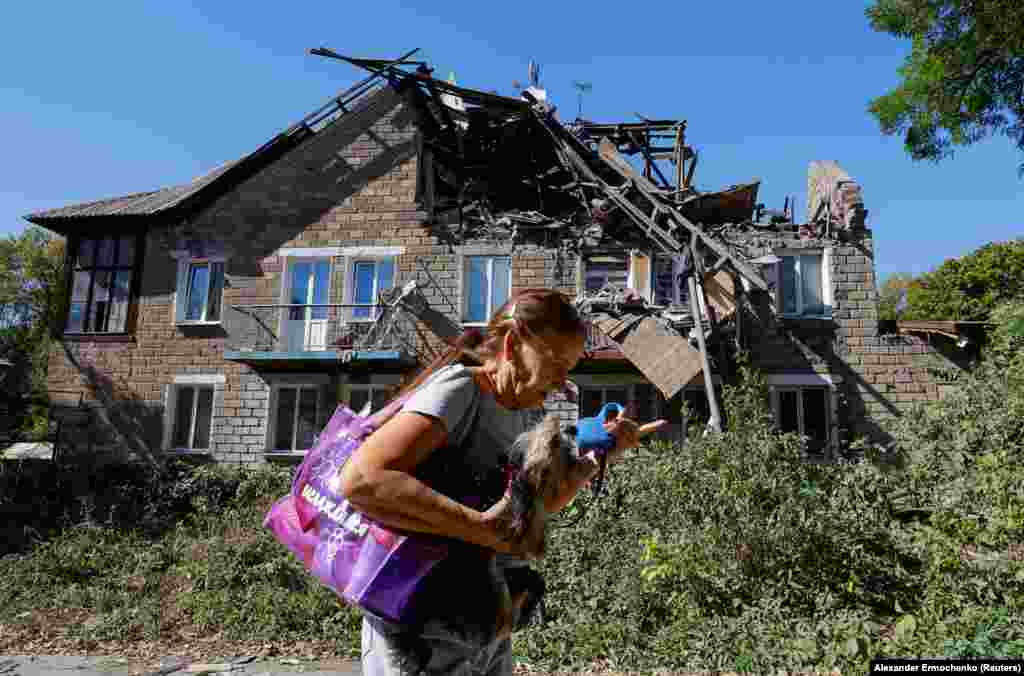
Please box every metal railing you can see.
[224,304,418,355]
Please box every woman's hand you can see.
[602,411,668,464]
[478,494,542,557]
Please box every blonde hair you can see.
[390,288,585,402]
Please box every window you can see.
[777,251,831,317]
[67,236,137,333]
[652,254,694,307]
[464,256,511,324]
[583,254,629,295]
[271,385,320,452]
[348,384,392,415]
[169,385,214,451]
[577,382,658,422]
[178,260,225,323]
[283,258,332,351]
[351,258,395,320]
[772,386,831,454]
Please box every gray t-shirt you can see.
[402,363,532,479]
[401,363,534,569]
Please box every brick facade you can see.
[43,85,957,464]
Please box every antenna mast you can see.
[572,80,592,121]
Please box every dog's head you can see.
[506,414,579,558]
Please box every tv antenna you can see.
[572,80,592,120]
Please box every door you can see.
[283,259,331,351]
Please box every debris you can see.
[311,49,849,430]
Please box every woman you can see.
[338,288,665,675]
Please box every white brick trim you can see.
[766,373,839,386]
[340,245,406,257]
[173,374,226,385]
[278,247,344,258]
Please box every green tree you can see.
[866,0,1024,171]
[877,272,919,320]
[0,226,66,402]
[901,239,1024,320]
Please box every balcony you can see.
[223,304,418,367]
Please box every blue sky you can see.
[2,1,1021,285]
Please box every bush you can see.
[515,352,1024,672]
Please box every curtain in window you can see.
[800,255,824,315]
[467,257,489,323]
[781,257,798,315]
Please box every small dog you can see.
[485,414,580,640]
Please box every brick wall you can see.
[48,85,430,464]
[729,225,952,445]
[46,81,956,463]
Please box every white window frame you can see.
[162,374,224,454]
[767,374,839,456]
[342,256,397,323]
[173,255,227,326]
[267,379,325,456]
[774,248,833,319]
[462,255,512,326]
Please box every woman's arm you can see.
[336,411,516,553]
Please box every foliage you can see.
[866,0,1024,172]
[2,356,1024,670]
[900,239,1024,320]
[877,272,919,320]
[0,226,66,436]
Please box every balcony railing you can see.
[224,304,417,358]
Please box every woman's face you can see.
[508,329,586,409]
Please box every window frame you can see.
[346,374,402,415]
[769,381,834,455]
[176,258,226,325]
[774,248,833,319]
[267,382,324,455]
[581,253,630,297]
[462,255,512,326]
[346,257,396,323]
[64,234,143,336]
[162,374,223,455]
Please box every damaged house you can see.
[24,50,960,465]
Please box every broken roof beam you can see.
[595,138,769,291]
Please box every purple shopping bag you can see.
[263,394,452,624]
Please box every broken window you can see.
[773,386,830,454]
[583,254,629,295]
[67,236,138,334]
[464,256,511,323]
[778,252,830,317]
[652,253,693,307]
